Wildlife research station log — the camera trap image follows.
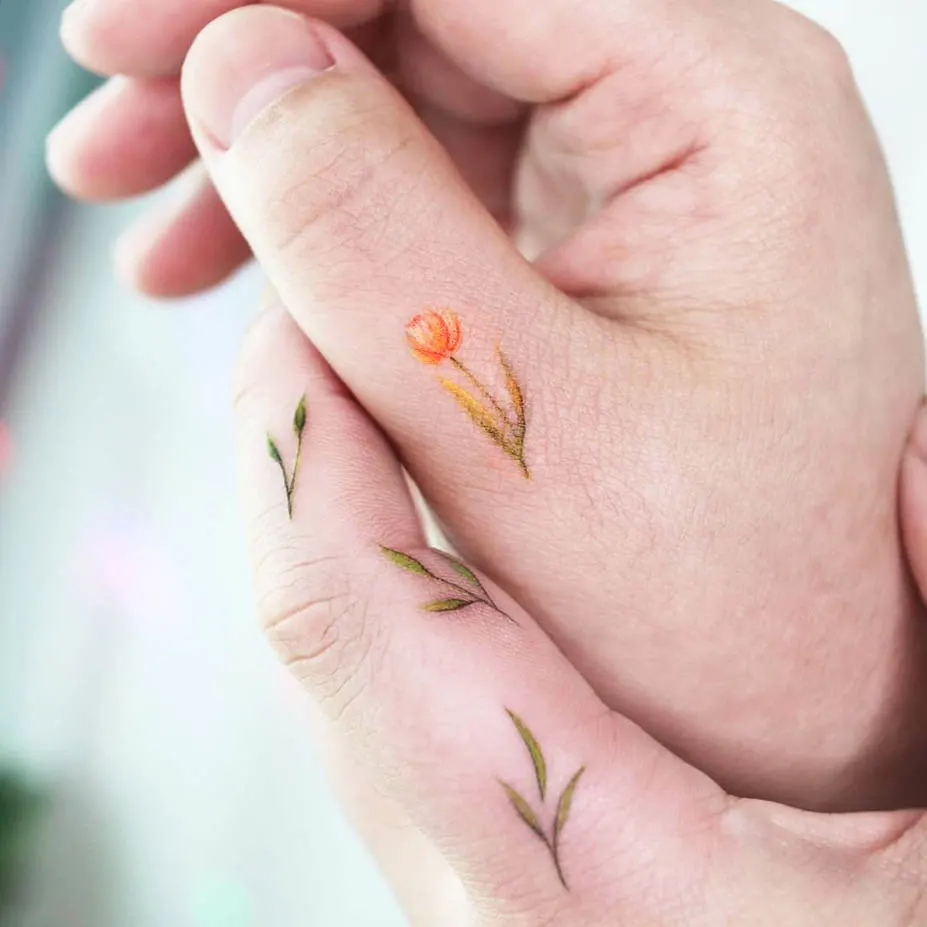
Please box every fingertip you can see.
[45,130,80,200]
[45,81,111,198]
[233,287,421,575]
[59,0,99,73]
[113,175,252,298]
[112,226,182,300]
[47,77,196,202]
[59,0,133,77]
[113,213,178,298]
[60,0,233,77]
[234,295,351,415]
[181,6,344,154]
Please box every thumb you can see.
[180,4,611,491]
[900,400,927,603]
[234,295,723,921]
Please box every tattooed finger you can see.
[234,296,724,923]
[182,6,608,493]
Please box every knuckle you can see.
[788,15,855,85]
[740,4,856,91]
[712,11,861,137]
[234,78,426,282]
[275,133,425,294]
[256,548,381,714]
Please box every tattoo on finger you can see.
[501,710,585,890]
[266,396,307,519]
[406,308,530,479]
[380,545,516,622]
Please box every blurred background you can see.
[0,0,924,925]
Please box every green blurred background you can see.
[0,2,405,925]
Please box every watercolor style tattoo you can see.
[266,396,307,520]
[500,710,585,890]
[380,546,515,622]
[405,308,529,478]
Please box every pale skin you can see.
[239,308,927,924]
[46,0,927,919]
[50,0,927,812]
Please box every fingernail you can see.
[910,400,927,465]
[190,14,335,151]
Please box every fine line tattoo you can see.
[405,308,529,478]
[379,546,516,622]
[499,710,585,890]
[266,396,307,520]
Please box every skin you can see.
[234,299,927,925]
[48,0,927,811]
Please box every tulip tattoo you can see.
[380,545,515,622]
[500,710,585,890]
[406,309,529,478]
[267,396,307,520]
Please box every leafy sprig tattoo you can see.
[380,546,515,622]
[500,710,585,890]
[267,396,307,520]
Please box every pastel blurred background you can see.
[0,1,924,925]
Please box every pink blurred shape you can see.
[71,509,187,634]
[0,419,12,475]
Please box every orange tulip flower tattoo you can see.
[406,310,462,364]
[406,309,529,478]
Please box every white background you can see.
[1,1,925,925]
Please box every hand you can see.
[229,302,927,926]
[49,0,926,808]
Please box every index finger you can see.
[235,297,724,920]
[62,0,699,102]
[61,0,386,76]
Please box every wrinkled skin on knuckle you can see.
[692,2,865,172]
[231,76,430,290]
[775,8,856,87]
[254,547,377,712]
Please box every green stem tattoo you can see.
[449,356,514,431]
[500,710,585,891]
[441,347,529,478]
[380,543,583,887]
[379,546,516,622]
[267,396,307,520]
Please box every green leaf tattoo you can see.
[500,782,545,839]
[497,346,528,478]
[293,396,307,436]
[554,767,585,847]
[500,711,585,890]
[380,548,430,576]
[507,709,547,800]
[379,546,514,623]
[267,395,307,520]
[437,551,485,591]
[422,598,475,612]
